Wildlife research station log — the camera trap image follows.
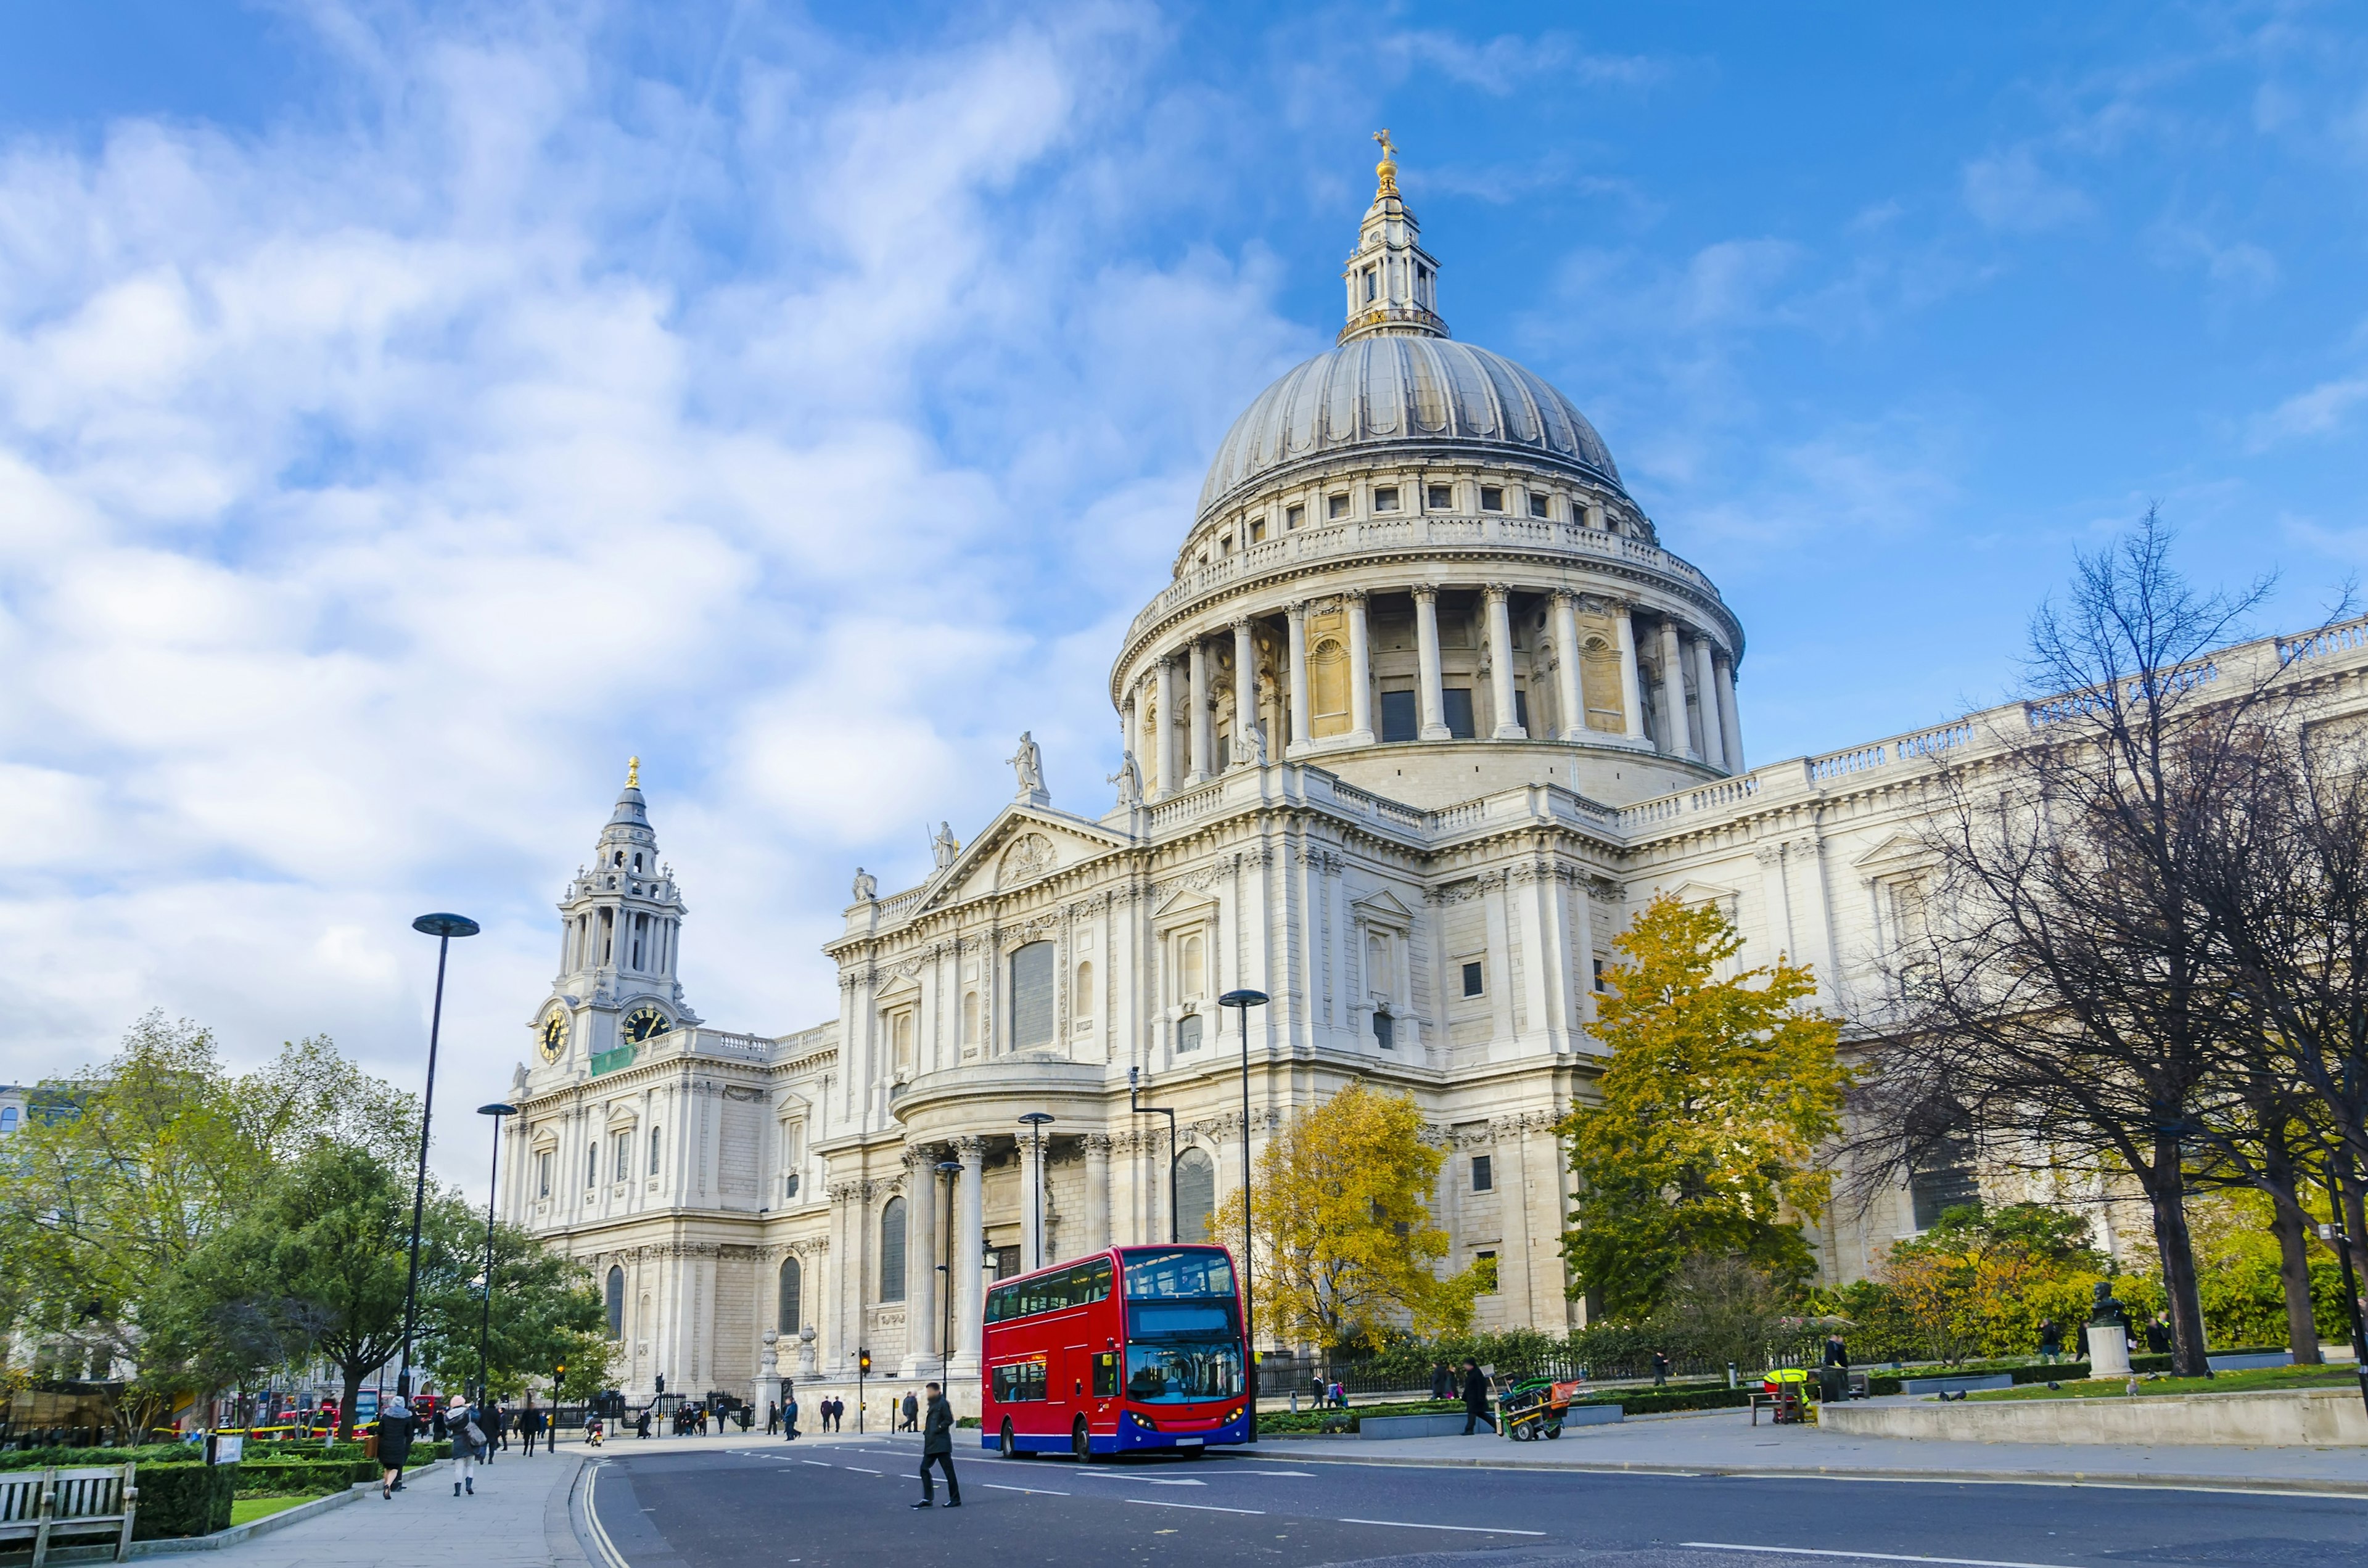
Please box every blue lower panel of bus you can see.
[981,1409,1255,1456]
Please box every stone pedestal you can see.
[2088,1324,2132,1377]
[754,1331,782,1426]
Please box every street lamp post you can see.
[475,1102,519,1407]
[399,911,480,1398]
[1017,1113,1055,1271]
[936,1159,962,1386]
[1128,1068,1180,1244]
[1217,988,1268,1402]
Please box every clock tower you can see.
[532,758,699,1075]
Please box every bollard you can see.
[1726,1363,1737,1389]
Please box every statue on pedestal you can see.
[851,868,877,903]
[1108,750,1142,808]
[931,821,960,871]
[1008,732,1046,800]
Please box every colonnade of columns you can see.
[1127,585,1744,792]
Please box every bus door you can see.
[1088,1347,1119,1430]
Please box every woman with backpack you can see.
[447,1396,485,1497]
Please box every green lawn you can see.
[229,1496,312,1525]
[1967,1363,2359,1402]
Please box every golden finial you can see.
[626,755,640,789]
[1373,128,1399,196]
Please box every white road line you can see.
[581,1464,633,1568]
[1236,1470,1315,1477]
[1682,1544,2078,1568]
[1124,1498,1265,1516]
[1338,1518,1546,1537]
[800,1460,832,1467]
[1714,1474,2368,1502]
[983,1483,1071,1496]
[844,1467,885,1475]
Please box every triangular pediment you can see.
[916,803,1130,910]
[1350,888,1415,927]
[1666,879,1741,914]
[1153,887,1220,922]
[1852,832,1934,875]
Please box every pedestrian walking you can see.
[1822,1333,1849,1370]
[767,1402,779,1435]
[376,1396,415,1500]
[487,1402,504,1459]
[521,1402,543,1455]
[912,1382,960,1509]
[636,1409,651,1440]
[784,1391,800,1441]
[2037,1318,2062,1365]
[1429,1361,1453,1401]
[2145,1314,2172,1355]
[431,1402,449,1442]
[1460,1360,1495,1435]
[448,1397,484,1497]
[1650,1350,1670,1387]
[902,1391,919,1432]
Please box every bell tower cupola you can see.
[536,757,699,1073]
[1339,129,1447,344]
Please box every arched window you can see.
[1074,961,1094,1022]
[1310,638,1350,736]
[1178,932,1205,998]
[778,1255,803,1334]
[648,1125,662,1176]
[961,990,979,1046]
[605,1265,625,1340]
[1174,1148,1215,1244]
[879,1197,908,1302]
[1009,942,1056,1051]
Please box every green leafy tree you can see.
[1212,1082,1486,1350]
[1558,894,1850,1321]
[420,1210,604,1400]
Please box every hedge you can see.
[0,1442,192,1471]
[232,1459,379,1495]
[131,1464,237,1540]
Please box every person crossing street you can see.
[911,1382,960,1509]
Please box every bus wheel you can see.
[999,1419,1018,1461]
[1072,1417,1091,1463]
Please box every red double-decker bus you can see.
[980,1244,1251,1459]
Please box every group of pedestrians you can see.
[372,1392,542,1503]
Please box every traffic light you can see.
[555,1361,567,1392]
[654,1374,665,1395]
[858,1348,872,1375]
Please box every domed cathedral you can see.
[503,141,2357,1413]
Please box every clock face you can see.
[624,1006,672,1044]
[537,1012,569,1063]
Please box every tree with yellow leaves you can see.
[1559,893,1849,1321]
[1212,1082,1486,1351]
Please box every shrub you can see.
[131,1463,237,1539]
[232,1459,376,1495]
[0,1442,192,1472]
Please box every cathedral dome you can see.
[1196,336,1624,522]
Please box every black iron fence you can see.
[1254,1344,1817,1400]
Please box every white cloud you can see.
[0,2,1298,1188]
[1961,146,2094,232]
[2246,374,2368,450]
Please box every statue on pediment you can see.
[931,821,960,871]
[1008,731,1045,797]
[1109,750,1143,808]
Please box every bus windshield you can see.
[1124,1339,1243,1404]
[1122,1248,1236,1301]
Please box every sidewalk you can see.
[184,1449,592,1568]
[1233,1404,2368,1493]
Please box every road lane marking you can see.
[984,1483,1071,1496]
[844,1467,885,1475]
[1236,1470,1315,1477]
[1125,1498,1265,1515]
[581,1463,632,1568]
[1338,1518,1545,1537]
[1684,1545,2078,1568]
[800,1461,832,1467]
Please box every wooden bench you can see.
[0,1463,139,1567]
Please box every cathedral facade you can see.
[500,147,2368,1411]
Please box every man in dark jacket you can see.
[1460,1360,1495,1435]
[902,1390,919,1432]
[913,1382,960,1508]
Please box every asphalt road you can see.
[582,1435,2368,1568]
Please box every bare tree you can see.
[1855,514,2280,1377]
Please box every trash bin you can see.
[1815,1366,1849,1404]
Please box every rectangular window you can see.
[1373,1011,1394,1050]
[1514,688,1529,730]
[1441,688,1477,739]
[585,1145,598,1187]
[1472,1155,1494,1192]
[1249,518,1265,542]
[1592,958,1606,993]
[1475,1250,1498,1292]
[536,1151,553,1199]
[1363,267,1377,302]
[1093,1351,1120,1398]
[1176,1013,1204,1053]
[1378,689,1418,743]
[649,1125,663,1175]
[1328,493,1349,520]
[1426,483,1452,510]
[1010,940,1056,1050]
[1528,491,1550,518]
[614,1130,631,1181]
[1373,486,1400,512]
[1286,504,1304,528]
[989,1358,1049,1403]
[1462,960,1485,998]
[1479,486,1504,512]
[995,1244,1022,1279]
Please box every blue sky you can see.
[3,1,2365,1190]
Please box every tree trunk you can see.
[2269,1198,2324,1365]
[2345,1178,2368,1296]
[2146,1148,2212,1377]
[339,1363,366,1442]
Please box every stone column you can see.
[1083,1135,1112,1254]
[1344,590,1375,744]
[903,1152,937,1376]
[952,1138,985,1369]
[1484,585,1524,739]
[1286,602,1311,750]
[1551,591,1585,741]
[1715,653,1745,770]
[1693,637,1727,770]
[1657,619,1693,759]
[1187,639,1211,784]
[1613,603,1647,744]
[1413,586,1450,741]
[1156,655,1180,798]
[1231,618,1258,766]
[1019,1133,1045,1273]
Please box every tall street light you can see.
[399,911,479,1398]
[1128,1068,1179,1243]
[935,1157,962,1386]
[1217,988,1268,1400]
[1017,1114,1055,1271]
[475,1102,519,1406]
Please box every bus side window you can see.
[1093,1352,1118,1398]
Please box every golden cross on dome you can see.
[1372,128,1400,195]
[627,755,640,789]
